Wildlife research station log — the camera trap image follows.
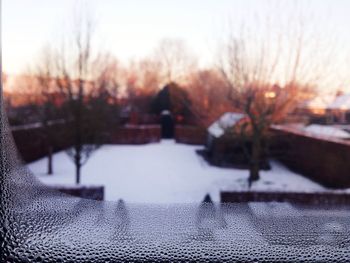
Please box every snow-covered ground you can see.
[28,140,325,203]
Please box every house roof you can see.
[305,95,335,109]
[299,94,335,110]
[208,112,245,138]
[327,93,350,110]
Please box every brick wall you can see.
[12,124,72,163]
[12,124,162,162]
[52,185,104,201]
[174,125,206,145]
[110,125,161,144]
[270,125,350,188]
[221,191,350,204]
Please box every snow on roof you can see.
[311,97,334,109]
[303,124,350,139]
[208,112,245,138]
[303,94,335,109]
[327,93,350,110]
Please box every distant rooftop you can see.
[327,93,350,110]
[302,93,350,111]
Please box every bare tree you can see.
[218,8,334,186]
[32,45,62,175]
[90,53,121,104]
[185,69,234,127]
[89,53,121,132]
[121,58,162,116]
[134,58,162,93]
[51,5,119,184]
[153,38,198,84]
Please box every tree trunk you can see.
[75,89,83,185]
[75,145,82,185]
[248,133,261,187]
[76,161,81,185]
[47,146,53,175]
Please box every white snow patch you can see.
[28,140,325,203]
[327,93,350,110]
[161,110,171,115]
[303,124,350,139]
[208,112,245,138]
[303,95,335,110]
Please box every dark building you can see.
[152,82,193,138]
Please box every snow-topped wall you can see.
[271,125,350,188]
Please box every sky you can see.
[3,0,350,90]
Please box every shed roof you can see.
[208,112,245,138]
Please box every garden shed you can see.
[204,112,270,170]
